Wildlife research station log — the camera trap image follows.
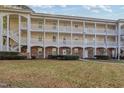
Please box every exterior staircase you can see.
[2,30,19,52]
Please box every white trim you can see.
[57,19,60,55]
[0,15,3,51]
[43,18,46,58]
[18,15,21,52]
[27,15,31,58]
[70,20,73,55]
[7,15,9,51]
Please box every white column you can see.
[118,23,121,60]
[43,18,46,58]
[83,21,86,58]
[18,15,21,52]
[105,24,108,55]
[115,25,118,58]
[57,19,59,55]
[7,15,9,51]
[0,15,3,51]
[70,20,73,55]
[27,15,31,58]
[94,22,96,56]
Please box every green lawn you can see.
[0,59,124,88]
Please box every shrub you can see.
[48,55,79,60]
[0,51,27,60]
[94,55,110,60]
[0,51,19,56]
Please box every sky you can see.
[29,5,124,20]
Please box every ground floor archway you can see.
[45,46,58,58]
[31,46,44,58]
[85,47,94,58]
[72,47,83,58]
[107,48,116,58]
[59,47,71,55]
[96,47,106,55]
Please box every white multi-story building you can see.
[0,5,124,59]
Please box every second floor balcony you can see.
[20,38,117,48]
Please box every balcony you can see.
[72,27,83,34]
[31,24,44,32]
[96,41,106,47]
[107,30,117,35]
[31,39,43,46]
[44,25,58,32]
[96,29,106,35]
[107,42,117,47]
[21,22,27,30]
[72,40,83,47]
[59,40,71,47]
[21,38,27,45]
[85,41,95,47]
[85,28,94,34]
[44,40,58,47]
[121,30,124,35]
[59,26,71,33]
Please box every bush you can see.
[0,51,19,56]
[94,55,110,60]
[48,55,79,60]
[0,51,27,60]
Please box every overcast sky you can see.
[29,5,124,20]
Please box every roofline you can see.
[0,8,32,13]
[0,7,121,23]
[31,12,117,23]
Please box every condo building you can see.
[0,5,124,59]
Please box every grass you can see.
[0,59,124,87]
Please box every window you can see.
[75,24,78,28]
[53,35,56,42]
[38,35,42,41]
[74,48,78,54]
[53,22,57,29]
[38,20,43,28]
[3,16,7,29]
[63,37,66,44]
[52,48,57,55]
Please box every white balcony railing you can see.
[85,41,95,46]
[72,27,83,33]
[96,29,106,34]
[59,40,71,47]
[59,26,71,33]
[9,31,19,42]
[21,22,27,29]
[21,38,27,45]
[107,42,117,47]
[31,24,44,31]
[44,25,58,32]
[85,28,94,34]
[107,30,116,35]
[96,41,106,46]
[45,40,58,46]
[31,39,43,46]
[72,40,83,47]
[30,24,117,35]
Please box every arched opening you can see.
[45,46,58,58]
[96,47,106,55]
[72,47,83,58]
[107,48,116,58]
[59,47,71,55]
[31,46,44,58]
[85,47,94,58]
